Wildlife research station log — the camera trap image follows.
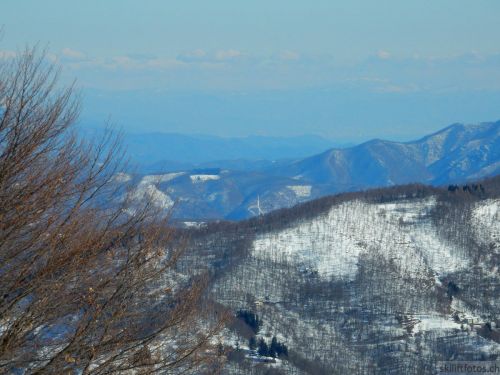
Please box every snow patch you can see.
[112,172,132,183]
[129,177,175,211]
[412,315,462,334]
[190,174,220,183]
[472,199,499,246]
[131,184,173,209]
[182,221,205,228]
[286,185,312,198]
[142,172,185,184]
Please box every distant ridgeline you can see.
[116,121,500,221]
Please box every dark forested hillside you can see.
[178,175,500,374]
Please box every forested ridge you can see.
[177,175,500,374]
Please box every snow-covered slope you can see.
[472,198,499,246]
[127,174,176,214]
[194,183,500,374]
[272,121,500,191]
[253,197,468,281]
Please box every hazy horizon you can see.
[79,87,500,143]
[3,0,500,140]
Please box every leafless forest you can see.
[0,49,226,374]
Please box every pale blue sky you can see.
[4,1,500,60]
[2,1,500,140]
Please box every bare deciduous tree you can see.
[0,47,225,374]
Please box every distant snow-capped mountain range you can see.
[117,121,499,220]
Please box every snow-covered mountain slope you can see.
[272,121,500,192]
[252,197,468,281]
[125,173,178,214]
[181,179,500,374]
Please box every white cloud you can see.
[177,49,208,62]
[177,49,244,64]
[215,49,242,61]
[145,57,185,69]
[112,56,137,68]
[101,55,185,70]
[377,50,391,60]
[62,48,86,60]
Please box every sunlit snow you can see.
[142,172,185,184]
[286,185,312,198]
[253,197,469,281]
[190,174,221,183]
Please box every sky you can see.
[2,1,500,141]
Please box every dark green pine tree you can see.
[269,336,288,357]
[249,336,257,351]
[257,338,269,357]
[236,310,261,334]
[269,336,278,358]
